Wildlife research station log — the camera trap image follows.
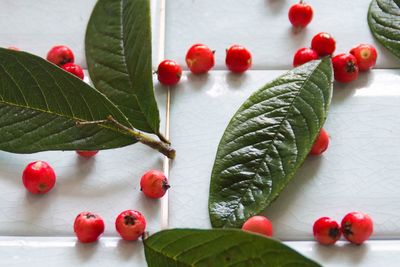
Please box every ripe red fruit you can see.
[157,60,182,86]
[241,216,273,237]
[46,45,75,66]
[313,217,341,245]
[76,150,99,158]
[185,44,215,74]
[22,161,56,194]
[311,32,336,56]
[341,212,373,245]
[293,48,319,67]
[288,1,314,28]
[225,45,252,73]
[310,128,329,155]
[332,53,359,83]
[74,212,105,243]
[140,170,170,199]
[61,63,84,80]
[349,44,378,71]
[115,210,146,241]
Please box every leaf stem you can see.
[106,116,175,159]
[76,116,176,159]
[156,132,170,144]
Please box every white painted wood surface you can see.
[0,0,399,266]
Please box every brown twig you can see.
[76,116,176,159]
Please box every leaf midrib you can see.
[0,54,128,137]
[0,99,128,137]
[221,60,325,226]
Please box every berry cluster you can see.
[288,2,379,158]
[156,44,252,86]
[293,33,377,83]
[240,211,374,247]
[288,1,377,83]
[73,210,146,243]
[46,45,99,158]
[73,170,168,242]
[46,45,84,79]
[314,212,374,246]
[22,158,168,242]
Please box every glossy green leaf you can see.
[209,58,333,228]
[368,0,400,59]
[85,0,160,134]
[144,229,321,267]
[0,48,137,153]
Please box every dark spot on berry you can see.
[162,179,171,191]
[225,256,231,261]
[124,215,136,226]
[343,222,353,236]
[346,61,357,73]
[85,213,97,219]
[329,227,340,239]
[61,58,73,65]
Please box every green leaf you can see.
[85,0,161,134]
[144,229,321,267]
[209,58,333,228]
[368,0,400,59]
[0,48,137,153]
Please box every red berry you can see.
[74,212,105,243]
[311,32,336,56]
[115,210,146,241]
[310,128,329,155]
[349,44,377,71]
[157,60,182,86]
[313,217,341,245]
[241,216,273,237]
[225,45,252,73]
[185,44,215,74]
[46,45,75,66]
[22,161,56,194]
[293,48,319,67]
[76,150,99,158]
[341,212,373,245]
[332,53,359,83]
[288,2,313,28]
[140,170,170,199]
[61,63,84,80]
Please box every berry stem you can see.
[76,116,176,159]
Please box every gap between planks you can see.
[157,0,170,231]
